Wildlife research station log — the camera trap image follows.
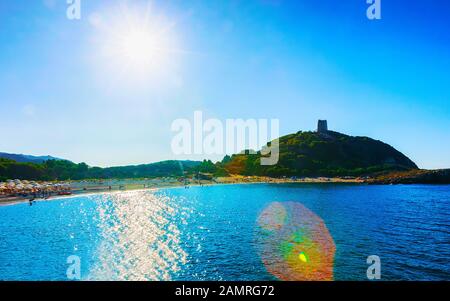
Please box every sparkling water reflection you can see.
[87,191,188,280]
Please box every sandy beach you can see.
[0,175,363,206]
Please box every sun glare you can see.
[121,29,157,65]
[92,3,181,79]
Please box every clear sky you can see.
[0,0,449,168]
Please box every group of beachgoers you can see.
[0,179,72,200]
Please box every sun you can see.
[91,2,181,79]
[121,29,157,65]
[116,25,166,70]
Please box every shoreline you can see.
[3,170,449,207]
[0,176,362,206]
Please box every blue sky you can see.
[0,0,449,168]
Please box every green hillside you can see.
[0,159,201,181]
[222,130,418,177]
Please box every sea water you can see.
[0,183,449,280]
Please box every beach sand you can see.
[0,175,363,206]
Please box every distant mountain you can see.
[0,152,64,164]
[223,130,418,177]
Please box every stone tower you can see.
[317,120,328,133]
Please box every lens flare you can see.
[255,202,335,281]
[298,252,308,263]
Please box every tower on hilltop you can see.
[317,120,328,133]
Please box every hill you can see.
[88,160,201,179]
[0,158,201,181]
[0,152,64,164]
[222,130,418,177]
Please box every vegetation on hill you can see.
[0,152,62,164]
[220,131,418,177]
[189,160,229,177]
[0,158,201,181]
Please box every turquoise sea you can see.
[0,183,449,280]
